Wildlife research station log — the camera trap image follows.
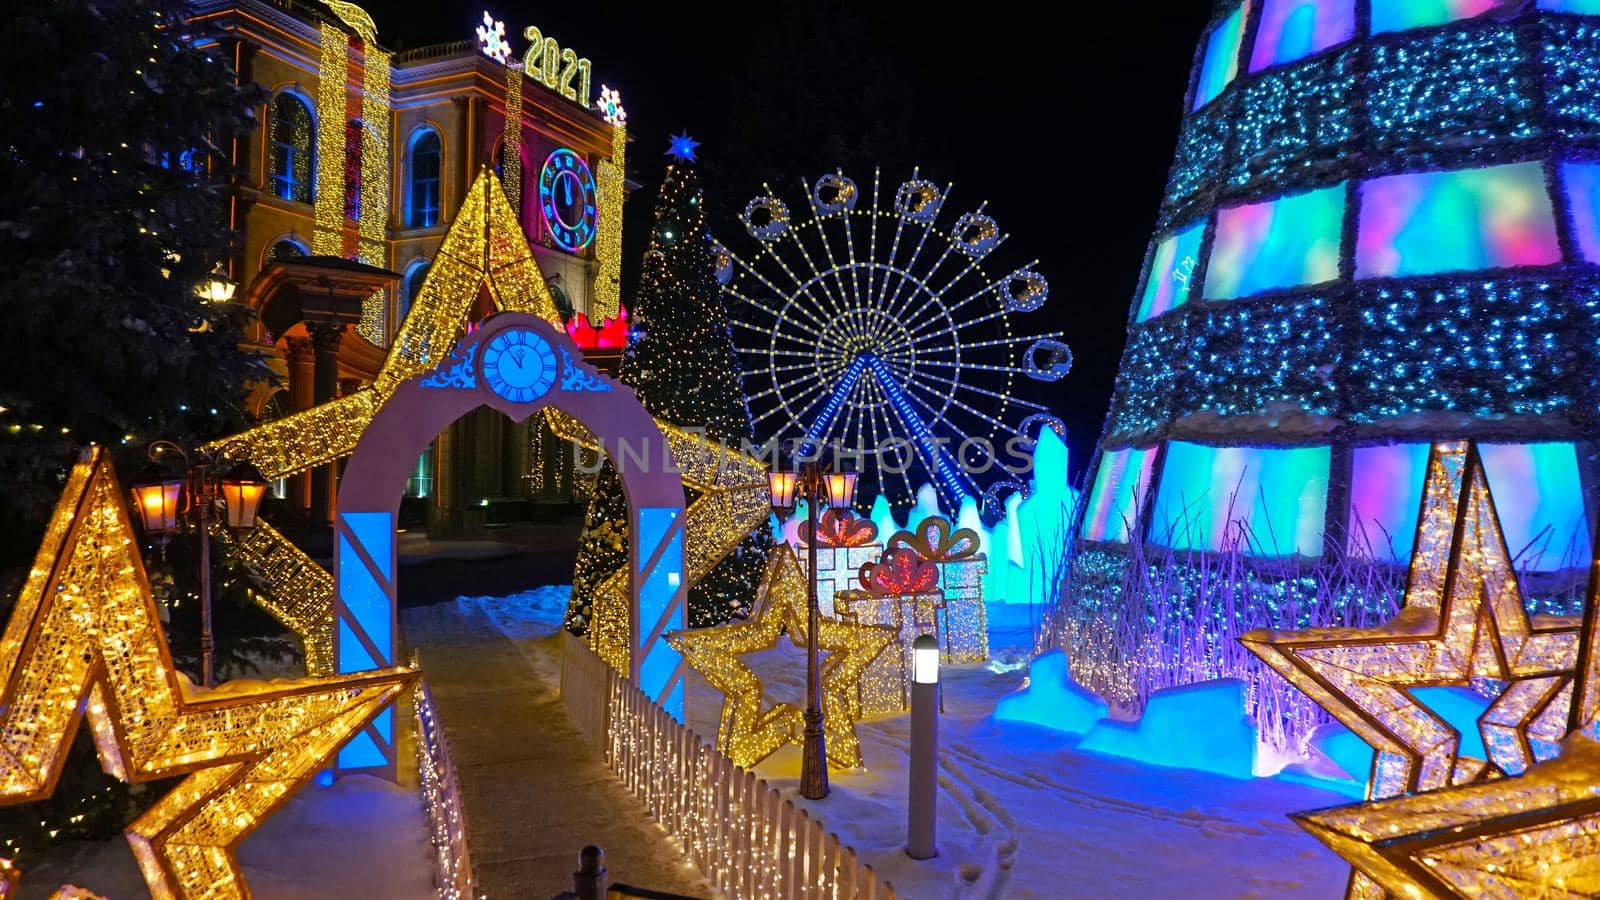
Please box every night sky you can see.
[368,0,1216,480]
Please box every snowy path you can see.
[680,616,1352,899]
[402,593,712,898]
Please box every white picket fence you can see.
[560,632,897,900]
[413,670,476,900]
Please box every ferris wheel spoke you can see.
[725,282,832,339]
[915,367,1052,414]
[904,305,1015,343]
[863,170,884,313]
[877,184,950,314]
[803,178,854,313]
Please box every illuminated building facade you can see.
[188,0,627,530]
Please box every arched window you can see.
[269,93,315,203]
[399,259,431,327]
[345,119,364,221]
[268,237,308,263]
[406,130,442,228]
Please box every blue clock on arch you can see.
[481,326,558,403]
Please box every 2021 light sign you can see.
[522,24,591,109]
[475,11,593,110]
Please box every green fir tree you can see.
[0,0,266,861]
[569,136,773,632]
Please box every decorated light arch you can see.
[202,170,774,771]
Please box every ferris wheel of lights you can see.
[724,168,1066,514]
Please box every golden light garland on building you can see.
[500,63,523,217]
[0,449,415,899]
[591,124,626,320]
[206,170,769,679]
[665,548,895,770]
[356,40,391,345]
[312,21,347,256]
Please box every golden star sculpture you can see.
[0,448,416,899]
[666,547,896,770]
[1294,734,1600,899]
[1243,441,1589,900]
[203,169,770,678]
[1241,441,1579,801]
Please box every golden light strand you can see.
[312,22,348,256]
[500,63,523,218]
[356,42,391,345]
[591,123,626,321]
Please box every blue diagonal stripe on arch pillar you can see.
[637,506,685,721]
[335,510,395,770]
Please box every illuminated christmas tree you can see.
[569,135,772,631]
[1053,0,1600,742]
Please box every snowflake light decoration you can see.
[475,11,512,66]
[596,84,626,127]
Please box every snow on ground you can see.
[679,603,1351,898]
[17,776,431,900]
[461,586,1353,898]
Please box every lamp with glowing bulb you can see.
[769,452,859,799]
[194,267,238,304]
[128,441,268,689]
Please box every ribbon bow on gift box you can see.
[796,508,880,548]
[857,547,940,596]
[886,515,980,562]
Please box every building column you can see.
[285,337,315,518]
[307,319,345,528]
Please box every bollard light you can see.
[907,632,940,859]
[912,634,940,684]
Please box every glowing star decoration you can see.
[476,11,513,65]
[665,548,896,770]
[205,170,770,680]
[1294,735,1600,899]
[665,132,700,163]
[0,448,415,900]
[596,84,626,127]
[1241,441,1582,899]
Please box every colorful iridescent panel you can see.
[1562,161,1600,264]
[1371,0,1512,33]
[1479,442,1589,571]
[1249,0,1358,71]
[1135,222,1206,322]
[1202,184,1344,300]
[1355,162,1562,278]
[1536,0,1600,12]
[1081,446,1160,543]
[1193,1,1252,111]
[1348,443,1429,562]
[1148,442,1331,557]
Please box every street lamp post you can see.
[129,441,268,689]
[768,457,857,800]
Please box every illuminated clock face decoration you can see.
[540,148,598,251]
[481,326,558,403]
